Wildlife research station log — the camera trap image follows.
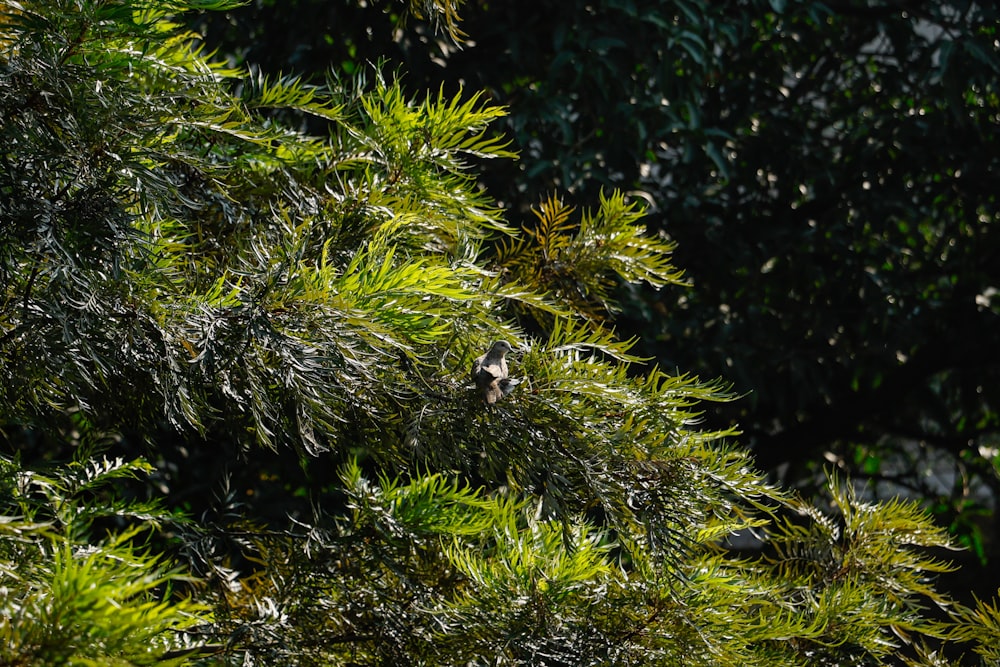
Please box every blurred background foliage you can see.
[191,0,1000,576]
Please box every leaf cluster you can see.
[0,452,204,665]
[498,191,685,324]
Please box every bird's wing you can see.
[482,349,508,378]
[473,356,505,389]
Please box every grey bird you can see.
[471,340,515,404]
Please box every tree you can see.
[438,0,1000,565]
[187,0,1000,567]
[3,0,1000,665]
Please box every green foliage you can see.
[0,0,512,454]
[498,191,685,324]
[0,454,204,665]
[762,476,960,664]
[204,461,991,665]
[949,594,1000,665]
[206,0,1000,571]
[3,1,1000,665]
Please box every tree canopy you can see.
[2,0,1000,665]
[192,0,1000,564]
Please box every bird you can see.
[471,340,515,404]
